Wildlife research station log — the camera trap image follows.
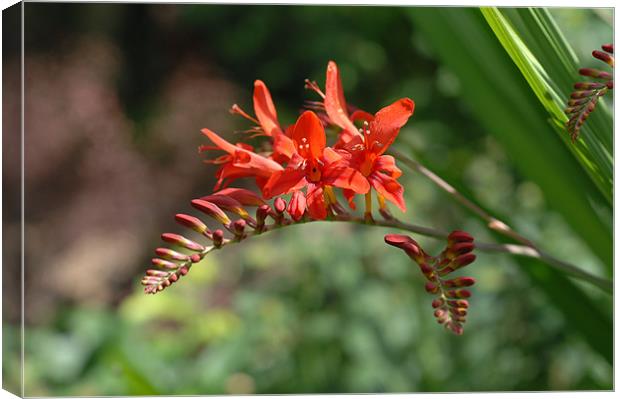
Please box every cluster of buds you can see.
[143,188,320,294]
[384,231,476,335]
[565,43,614,142]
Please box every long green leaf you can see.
[408,6,612,363]
[408,8,611,272]
[481,7,612,203]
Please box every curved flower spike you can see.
[385,231,477,335]
[565,43,614,142]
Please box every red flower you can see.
[263,111,370,220]
[201,128,283,190]
[235,80,296,162]
[341,98,415,213]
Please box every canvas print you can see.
[1,2,614,395]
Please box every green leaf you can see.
[408,7,612,364]
[481,7,612,203]
[408,7,611,272]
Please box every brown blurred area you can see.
[3,6,243,324]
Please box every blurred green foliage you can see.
[4,5,612,394]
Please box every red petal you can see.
[324,61,361,142]
[322,147,343,164]
[342,189,357,210]
[202,128,283,174]
[374,155,402,178]
[368,172,406,212]
[322,162,370,194]
[287,190,306,221]
[306,183,327,220]
[262,168,307,198]
[368,98,415,155]
[273,131,296,160]
[292,111,326,160]
[350,109,375,123]
[253,80,282,137]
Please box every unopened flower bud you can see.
[425,282,439,294]
[579,68,612,80]
[201,194,252,221]
[573,82,605,90]
[151,258,179,270]
[448,230,474,243]
[191,199,231,226]
[571,90,595,99]
[255,205,271,230]
[212,229,224,247]
[431,298,444,308]
[179,266,190,276]
[453,253,476,268]
[445,289,471,299]
[447,299,469,308]
[449,242,475,255]
[141,276,161,285]
[175,214,208,234]
[442,277,475,288]
[592,50,614,66]
[274,197,286,214]
[155,248,190,261]
[146,270,169,278]
[161,233,205,252]
[212,187,265,206]
[447,322,464,335]
[232,219,246,238]
[384,234,425,262]
[287,191,306,221]
[602,43,613,54]
[449,307,468,317]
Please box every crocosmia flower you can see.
[263,110,369,220]
[341,98,415,212]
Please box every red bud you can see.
[601,43,613,54]
[191,199,231,226]
[573,82,605,90]
[146,270,168,277]
[448,230,474,243]
[454,253,476,268]
[449,242,475,255]
[155,248,190,261]
[211,187,265,206]
[274,197,286,214]
[445,289,471,299]
[425,282,439,294]
[431,298,444,308]
[592,50,614,66]
[161,233,205,252]
[579,68,612,80]
[442,277,475,288]
[212,229,224,247]
[447,300,469,308]
[151,258,179,270]
[175,214,208,234]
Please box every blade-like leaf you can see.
[481,7,612,203]
[409,8,612,273]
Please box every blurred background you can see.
[2,4,613,395]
